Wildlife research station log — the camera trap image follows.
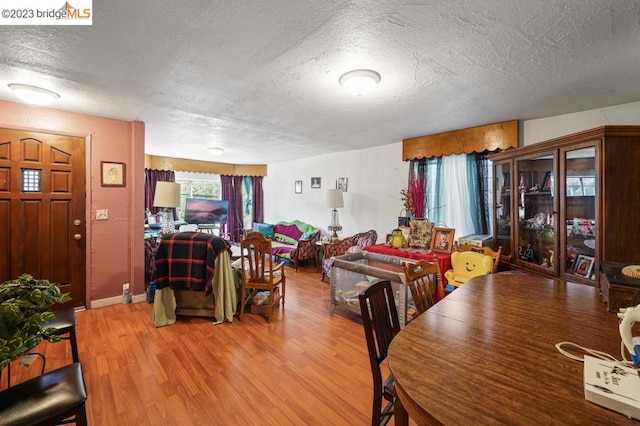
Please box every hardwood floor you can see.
[2,265,404,425]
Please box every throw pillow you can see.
[253,222,274,239]
[409,220,435,248]
[301,232,316,240]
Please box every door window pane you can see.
[22,169,41,192]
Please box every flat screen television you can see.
[184,198,228,225]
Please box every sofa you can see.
[321,229,378,281]
[252,220,320,270]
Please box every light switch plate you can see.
[96,209,109,220]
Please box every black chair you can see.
[5,307,79,389]
[358,280,401,426]
[0,362,88,426]
[42,308,80,364]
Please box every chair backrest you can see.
[358,280,401,387]
[351,229,378,248]
[240,231,275,283]
[455,244,503,273]
[402,260,440,315]
[358,280,400,425]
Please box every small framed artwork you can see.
[398,226,411,243]
[337,177,348,192]
[295,180,302,194]
[573,254,595,278]
[385,233,393,246]
[541,172,554,192]
[101,161,126,187]
[430,227,455,254]
[311,177,321,188]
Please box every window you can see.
[174,173,221,221]
[22,169,41,192]
[419,153,493,237]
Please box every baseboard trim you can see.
[90,293,147,309]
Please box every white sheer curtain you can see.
[440,154,476,238]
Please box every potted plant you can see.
[400,174,426,219]
[0,273,71,370]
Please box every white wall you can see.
[263,100,640,243]
[263,143,409,242]
[523,100,640,145]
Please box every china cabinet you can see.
[490,125,640,287]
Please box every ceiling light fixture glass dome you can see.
[8,83,60,105]
[339,69,381,96]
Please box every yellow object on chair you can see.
[444,251,494,289]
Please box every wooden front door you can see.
[0,128,86,308]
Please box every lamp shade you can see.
[326,189,344,209]
[153,181,181,208]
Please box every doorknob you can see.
[73,234,82,240]
[74,219,81,226]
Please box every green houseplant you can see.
[0,273,71,370]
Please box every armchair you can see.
[289,230,321,271]
[321,230,377,281]
[443,250,494,294]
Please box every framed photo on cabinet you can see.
[573,254,594,278]
[430,227,455,254]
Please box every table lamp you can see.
[327,189,344,243]
[153,181,181,236]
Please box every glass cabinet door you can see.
[493,160,512,260]
[515,152,557,273]
[562,145,596,281]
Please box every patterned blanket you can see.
[154,232,230,295]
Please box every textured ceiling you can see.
[1,0,640,165]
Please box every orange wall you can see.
[0,100,145,305]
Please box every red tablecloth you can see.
[363,244,452,301]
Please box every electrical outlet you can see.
[96,209,109,220]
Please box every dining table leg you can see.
[394,386,409,426]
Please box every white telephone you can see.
[618,304,640,368]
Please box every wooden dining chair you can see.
[358,280,401,426]
[402,260,441,316]
[238,231,286,323]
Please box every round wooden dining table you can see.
[387,272,638,425]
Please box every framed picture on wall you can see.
[337,177,348,192]
[101,161,126,187]
[295,180,302,194]
[311,177,321,188]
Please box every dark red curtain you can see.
[144,169,176,219]
[221,175,244,242]
[252,176,263,224]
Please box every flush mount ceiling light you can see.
[338,69,381,96]
[8,83,60,105]
[207,146,225,156]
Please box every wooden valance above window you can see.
[402,120,518,160]
[145,154,267,176]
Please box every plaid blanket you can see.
[154,232,231,295]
